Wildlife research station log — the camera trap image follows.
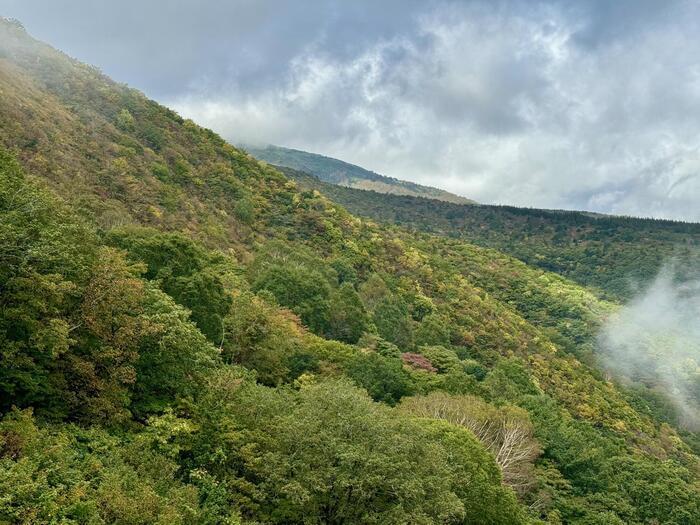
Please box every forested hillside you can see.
[244,144,474,205]
[279,166,700,301]
[1,18,699,525]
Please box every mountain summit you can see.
[244,143,474,204]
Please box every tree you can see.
[358,273,391,311]
[346,352,414,405]
[372,296,414,350]
[106,227,232,343]
[115,108,135,131]
[482,358,541,402]
[221,291,300,385]
[251,262,331,335]
[357,332,402,358]
[0,150,96,414]
[190,376,526,524]
[131,285,220,417]
[233,196,255,224]
[418,345,461,373]
[400,392,541,496]
[67,247,151,424]
[415,312,451,347]
[0,408,225,524]
[327,282,369,343]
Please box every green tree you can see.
[327,282,369,343]
[418,345,462,373]
[233,196,255,225]
[415,312,451,347]
[115,108,135,131]
[66,247,150,424]
[106,227,232,343]
[346,352,414,405]
[0,150,95,414]
[0,408,217,524]
[221,291,299,385]
[131,285,220,416]
[358,273,391,311]
[372,296,414,350]
[251,262,331,335]
[190,376,526,524]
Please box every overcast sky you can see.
[5,0,700,220]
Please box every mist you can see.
[598,266,700,430]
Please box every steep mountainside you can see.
[280,166,700,302]
[1,18,699,525]
[244,143,474,204]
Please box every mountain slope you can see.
[244,143,474,204]
[1,18,699,525]
[280,165,700,301]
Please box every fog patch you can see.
[598,266,700,430]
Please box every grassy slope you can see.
[1,18,699,523]
[244,143,475,204]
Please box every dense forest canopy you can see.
[277,166,700,302]
[1,18,699,525]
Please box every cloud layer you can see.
[5,0,700,219]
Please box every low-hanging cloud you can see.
[5,0,700,220]
[598,266,700,430]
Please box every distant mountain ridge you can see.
[277,164,700,302]
[243,144,474,204]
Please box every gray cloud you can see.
[3,0,426,97]
[4,0,700,220]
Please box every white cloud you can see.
[168,1,700,220]
[599,266,700,430]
